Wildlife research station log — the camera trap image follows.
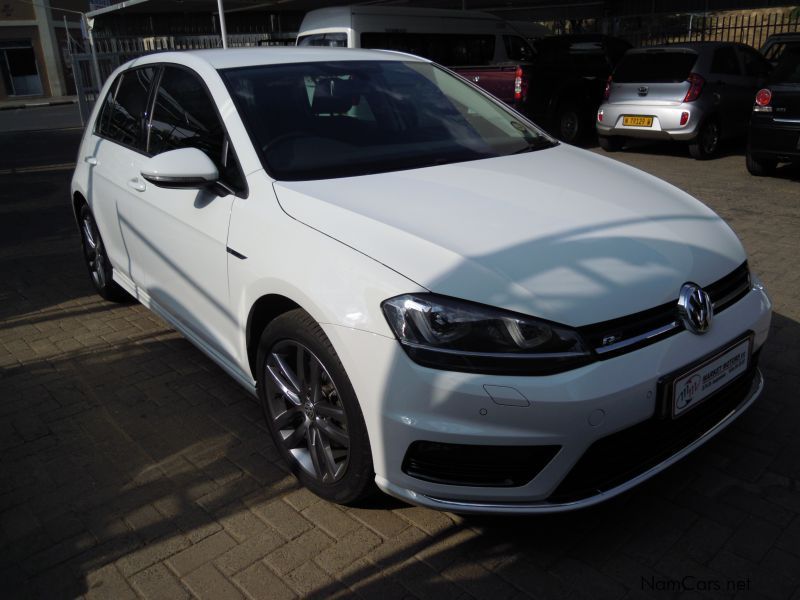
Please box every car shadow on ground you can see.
[4,311,797,598]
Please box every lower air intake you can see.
[402,441,560,487]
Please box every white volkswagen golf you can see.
[71,48,771,514]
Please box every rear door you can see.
[88,66,157,289]
[131,65,247,363]
[708,45,750,137]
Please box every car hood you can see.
[273,144,746,327]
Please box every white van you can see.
[296,6,535,103]
[297,5,534,66]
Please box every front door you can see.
[132,65,247,364]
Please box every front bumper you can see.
[597,102,701,141]
[323,284,771,514]
[378,369,763,514]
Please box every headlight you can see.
[381,294,592,375]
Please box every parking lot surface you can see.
[1,121,799,599]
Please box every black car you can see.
[747,40,800,176]
[522,34,631,143]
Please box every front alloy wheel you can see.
[257,309,375,504]
[265,340,350,483]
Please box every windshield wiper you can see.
[511,138,556,154]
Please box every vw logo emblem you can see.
[677,282,713,334]
[638,86,649,96]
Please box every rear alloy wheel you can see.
[78,204,129,302]
[556,103,584,144]
[689,119,721,159]
[257,309,375,504]
[746,149,777,176]
[598,135,625,152]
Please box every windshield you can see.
[221,60,554,181]
[614,51,697,83]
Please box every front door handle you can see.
[84,156,98,165]
[127,178,146,192]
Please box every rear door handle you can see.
[84,156,98,165]
[127,178,146,192]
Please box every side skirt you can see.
[112,269,258,397]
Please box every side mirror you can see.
[141,148,219,190]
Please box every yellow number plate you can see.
[623,115,654,127]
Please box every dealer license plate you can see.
[623,115,654,127]
[671,337,751,418]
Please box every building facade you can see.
[1,0,87,100]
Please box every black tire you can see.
[746,149,777,177]
[77,204,130,302]
[555,102,585,144]
[598,135,625,152]
[256,309,376,505]
[689,119,721,160]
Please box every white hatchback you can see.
[71,48,771,514]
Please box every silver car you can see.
[596,42,771,159]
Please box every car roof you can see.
[629,41,746,54]
[764,32,800,41]
[126,47,429,71]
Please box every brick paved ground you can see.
[1,142,799,599]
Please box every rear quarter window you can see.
[613,52,697,83]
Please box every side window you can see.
[360,33,495,67]
[148,66,245,194]
[297,33,348,47]
[96,67,156,150]
[763,42,785,63]
[739,47,771,78]
[711,47,741,76]
[503,35,535,62]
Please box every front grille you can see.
[706,261,751,312]
[402,441,560,487]
[579,261,751,359]
[549,351,760,503]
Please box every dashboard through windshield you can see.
[221,60,554,181]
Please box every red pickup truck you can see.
[457,35,631,144]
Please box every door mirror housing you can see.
[141,148,219,189]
